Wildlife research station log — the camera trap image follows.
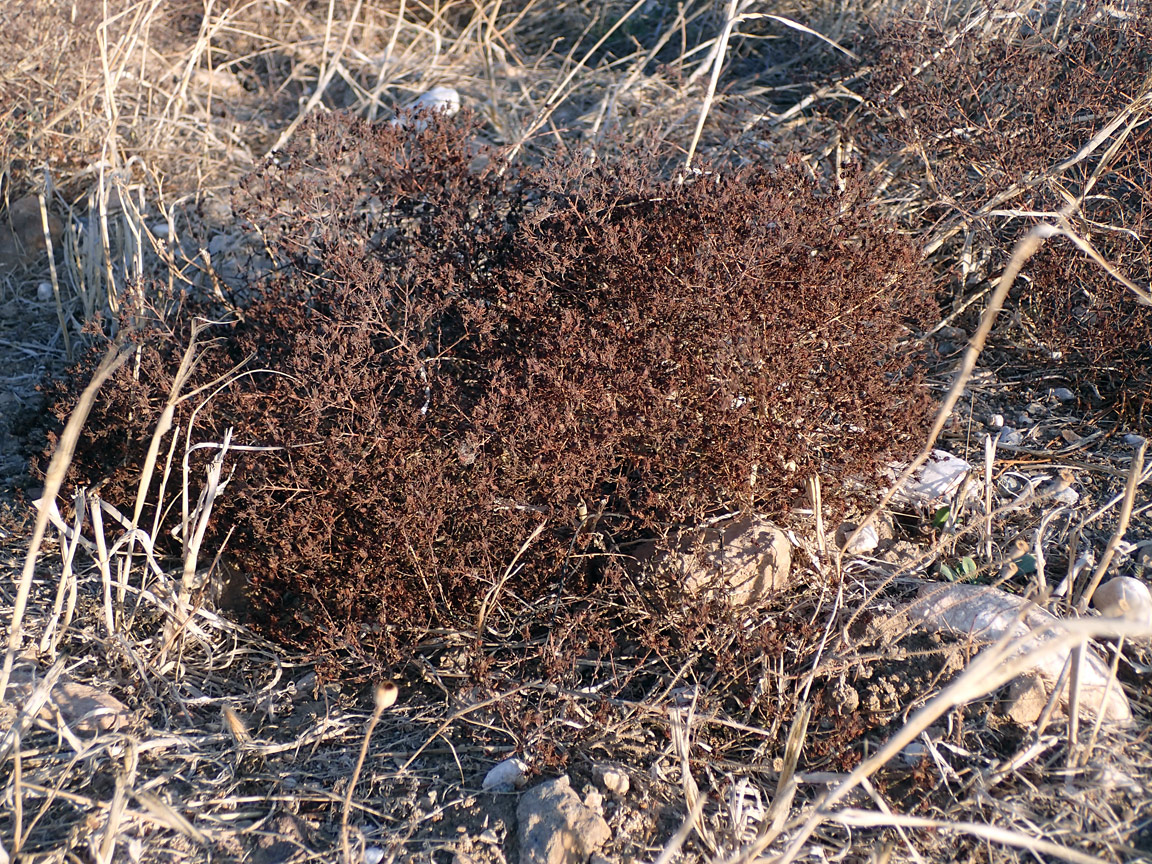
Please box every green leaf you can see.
[1015,554,1037,574]
[960,556,977,577]
[931,507,951,529]
[939,562,957,582]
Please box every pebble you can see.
[1052,387,1075,402]
[1093,577,1152,627]
[483,757,530,791]
[835,522,879,555]
[593,763,630,797]
[1003,674,1048,725]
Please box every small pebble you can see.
[988,413,1004,429]
[37,281,53,301]
[1137,543,1152,570]
[836,522,879,555]
[483,756,529,790]
[1094,577,1152,626]
[1052,387,1075,402]
[901,741,929,766]
[594,764,630,797]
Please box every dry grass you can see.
[2,0,1152,862]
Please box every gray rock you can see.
[517,776,610,864]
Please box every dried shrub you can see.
[863,4,1152,423]
[50,112,935,672]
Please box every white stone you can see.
[393,86,462,130]
[1093,577,1152,627]
[411,86,460,116]
[483,757,529,790]
[37,281,52,301]
[900,741,929,766]
[836,522,879,555]
[594,764,630,797]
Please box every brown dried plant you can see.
[46,112,936,673]
[863,4,1152,423]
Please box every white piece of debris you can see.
[36,281,53,301]
[593,763,630,797]
[835,521,879,555]
[1093,577,1152,629]
[900,740,930,766]
[891,450,974,507]
[483,756,530,790]
[393,86,461,130]
[903,582,1133,725]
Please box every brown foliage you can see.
[864,5,1152,423]
[49,112,935,671]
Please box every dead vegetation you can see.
[2,0,1152,863]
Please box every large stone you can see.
[517,776,610,864]
[902,582,1133,726]
[642,515,791,606]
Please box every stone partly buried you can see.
[639,514,793,606]
[0,195,64,273]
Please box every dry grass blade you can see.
[0,341,131,699]
[37,193,70,363]
[830,810,1111,864]
[652,793,708,864]
[267,0,366,156]
[131,790,209,846]
[683,0,740,171]
[772,615,1152,864]
[1078,437,1146,612]
[0,660,66,763]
